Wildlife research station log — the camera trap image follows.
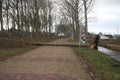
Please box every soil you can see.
[0,39,27,50]
[100,44,120,51]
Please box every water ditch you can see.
[98,46,120,62]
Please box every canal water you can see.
[98,46,120,62]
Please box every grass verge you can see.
[76,47,120,80]
[0,47,34,61]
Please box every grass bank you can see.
[0,47,33,61]
[0,37,63,61]
[76,47,120,80]
[99,39,120,51]
[0,38,37,61]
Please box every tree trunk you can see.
[0,0,3,37]
[16,0,21,37]
[83,0,88,42]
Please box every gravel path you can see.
[0,39,92,80]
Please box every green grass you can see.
[0,47,30,61]
[77,47,120,80]
[68,39,78,43]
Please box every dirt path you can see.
[0,38,92,80]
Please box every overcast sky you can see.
[88,0,120,35]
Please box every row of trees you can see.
[0,0,54,40]
[56,18,71,37]
[0,0,95,42]
[60,0,94,41]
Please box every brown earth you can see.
[99,39,120,51]
[0,37,62,50]
[101,44,120,51]
[0,38,93,80]
[0,39,27,50]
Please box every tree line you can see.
[59,0,94,41]
[0,0,94,42]
[0,0,54,40]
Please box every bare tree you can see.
[60,0,95,41]
[3,0,10,31]
[48,0,53,34]
[57,18,71,37]
[82,0,95,42]
[60,0,83,40]
[0,0,55,40]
